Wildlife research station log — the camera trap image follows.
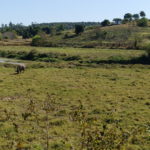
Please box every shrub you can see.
[63,55,81,61]
[31,35,41,46]
[75,25,84,35]
[24,49,38,60]
[137,18,148,27]
[38,57,57,62]
[63,33,69,39]
[101,19,110,27]
[95,30,107,40]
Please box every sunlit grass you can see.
[0,65,150,149]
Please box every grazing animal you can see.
[16,64,26,74]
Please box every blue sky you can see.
[0,0,150,25]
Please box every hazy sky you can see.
[0,0,150,25]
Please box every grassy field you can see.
[0,46,145,63]
[1,25,150,50]
[0,47,150,150]
[31,25,150,49]
[0,39,31,46]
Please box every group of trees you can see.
[124,11,146,21]
[0,22,99,39]
[0,23,65,39]
[101,11,149,27]
[0,11,149,40]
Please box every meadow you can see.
[0,46,146,64]
[0,47,150,150]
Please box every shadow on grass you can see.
[10,72,19,75]
[85,55,150,65]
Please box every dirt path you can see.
[0,58,25,65]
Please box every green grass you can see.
[0,63,150,149]
[0,46,145,61]
[1,24,150,50]
[30,24,150,49]
[0,46,149,149]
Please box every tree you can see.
[56,24,64,32]
[42,27,51,34]
[31,35,41,46]
[132,14,140,20]
[137,18,148,27]
[101,19,110,27]
[75,25,84,35]
[9,22,13,28]
[113,18,122,25]
[124,13,132,21]
[140,11,146,18]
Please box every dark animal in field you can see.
[16,64,26,74]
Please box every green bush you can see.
[101,19,110,26]
[31,35,41,46]
[25,49,38,60]
[63,55,81,61]
[137,18,148,27]
[75,25,84,35]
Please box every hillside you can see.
[31,24,150,49]
[21,25,150,49]
[1,24,150,50]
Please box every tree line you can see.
[0,22,99,39]
[0,11,149,40]
[101,11,148,27]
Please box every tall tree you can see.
[75,25,84,35]
[132,14,140,20]
[137,18,148,27]
[140,11,146,18]
[124,13,132,21]
[113,18,122,25]
[101,19,110,27]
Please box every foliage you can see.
[31,35,41,46]
[124,13,132,21]
[140,11,146,18]
[132,14,140,20]
[113,18,122,24]
[137,18,148,27]
[0,46,145,64]
[0,22,99,38]
[69,99,149,150]
[0,49,150,149]
[101,19,110,26]
[75,25,84,35]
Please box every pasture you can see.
[0,47,150,150]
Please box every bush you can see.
[101,19,110,27]
[75,25,84,35]
[31,35,41,46]
[24,49,38,60]
[137,18,148,27]
[95,30,107,40]
[63,55,81,61]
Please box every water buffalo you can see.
[16,64,26,74]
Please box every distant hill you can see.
[1,22,150,50]
[31,24,150,50]
[34,22,100,30]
